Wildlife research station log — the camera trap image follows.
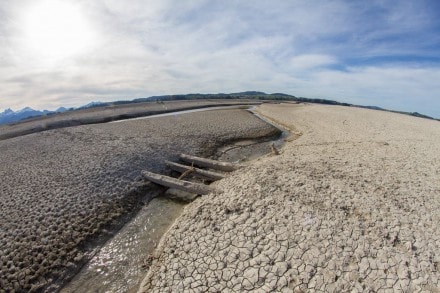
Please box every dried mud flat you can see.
[140,103,440,292]
[0,108,278,292]
[0,100,261,141]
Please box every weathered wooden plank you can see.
[179,154,239,172]
[142,170,214,195]
[165,160,225,181]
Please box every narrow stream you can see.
[109,105,248,123]
[61,197,184,293]
[215,109,289,163]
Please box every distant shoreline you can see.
[0,100,264,141]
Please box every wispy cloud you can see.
[292,65,440,115]
[289,55,337,72]
[0,0,439,117]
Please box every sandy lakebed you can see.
[139,103,440,292]
[0,105,279,292]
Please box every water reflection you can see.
[61,197,184,293]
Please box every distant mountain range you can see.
[0,106,71,125]
[0,101,115,125]
[0,92,437,125]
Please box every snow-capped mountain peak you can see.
[1,108,15,116]
[0,106,69,125]
[17,107,35,113]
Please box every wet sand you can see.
[139,103,440,292]
[0,108,278,292]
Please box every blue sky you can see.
[1,0,440,117]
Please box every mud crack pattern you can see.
[0,109,276,292]
[140,104,440,292]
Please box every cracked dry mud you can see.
[0,108,277,292]
[140,104,440,292]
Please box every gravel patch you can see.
[0,108,277,292]
[139,103,440,292]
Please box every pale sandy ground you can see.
[139,103,440,292]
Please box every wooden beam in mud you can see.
[142,170,214,195]
[179,154,239,172]
[165,160,225,181]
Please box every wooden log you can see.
[142,170,214,195]
[179,154,239,172]
[165,160,225,181]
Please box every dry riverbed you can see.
[0,108,278,292]
[140,103,440,292]
[0,100,262,141]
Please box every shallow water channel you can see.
[60,107,288,293]
[109,105,248,123]
[61,197,184,293]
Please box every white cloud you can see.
[289,54,337,72]
[288,65,440,117]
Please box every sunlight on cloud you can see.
[17,0,97,65]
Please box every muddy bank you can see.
[60,108,285,293]
[0,108,279,292]
[0,100,262,141]
[61,117,285,293]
